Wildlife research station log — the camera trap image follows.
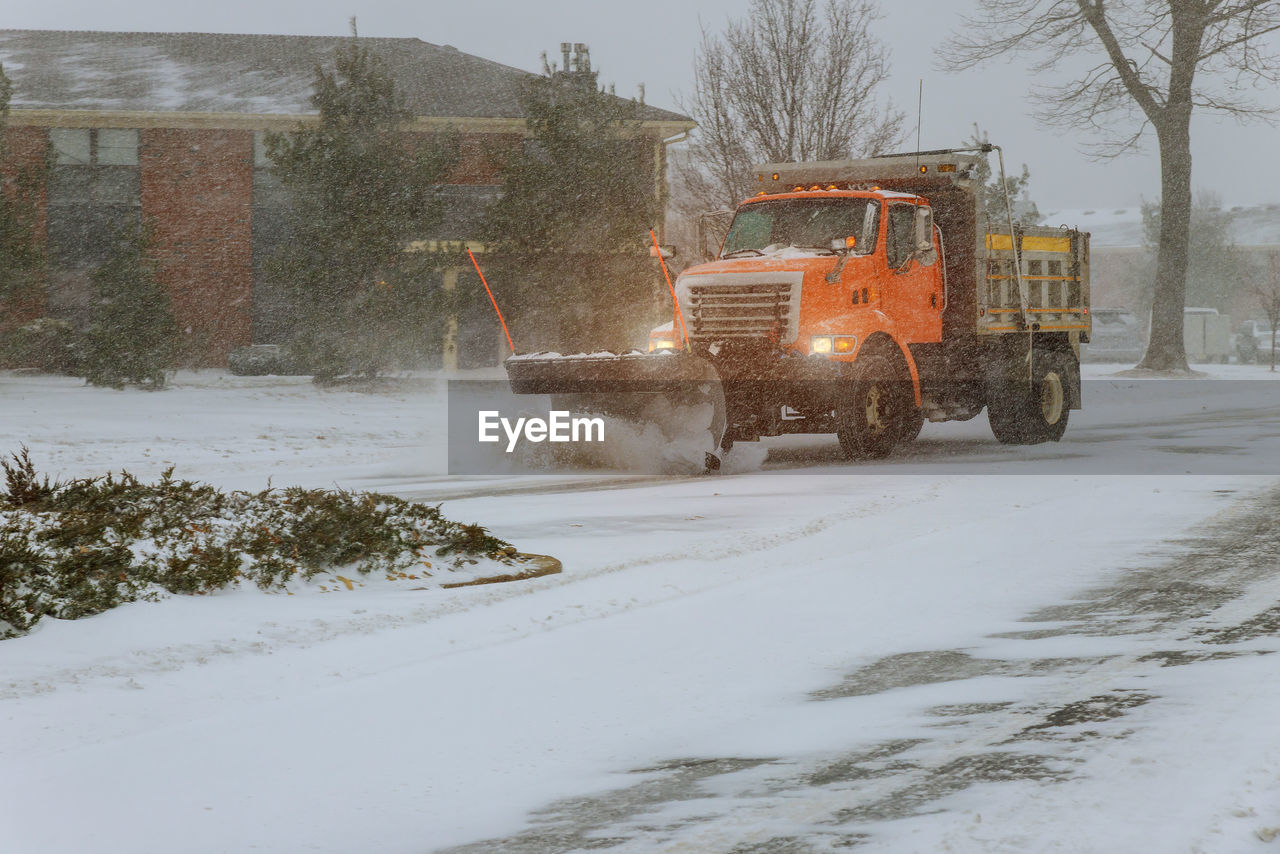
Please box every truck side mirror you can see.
[913,206,938,266]
[914,206,933,252]
[830,236,856,252]
[697,209,736,262]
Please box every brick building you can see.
[0,30,694,366]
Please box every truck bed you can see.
[979,227,1091,337]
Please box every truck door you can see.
[881,202,943,343]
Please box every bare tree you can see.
[675,0,905,220]
[941,1,1280,371]
[1255,251,1280,371]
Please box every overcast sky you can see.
[8,0,1280,212]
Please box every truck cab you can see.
[692,189,945,356]
[660,189,943,360]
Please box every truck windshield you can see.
[721,198,878,257]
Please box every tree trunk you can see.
[1137,119,1193,371]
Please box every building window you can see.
[97,128,140,166]
[50,128,91,165]
[50,127,139,166]
[46,128,142,322]
[251,130,297,343]
[253,130,274,168]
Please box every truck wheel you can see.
[986,349,1072,444]
[837,354,910,459]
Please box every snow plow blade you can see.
[506,351,717,395]
[505,352,727,470]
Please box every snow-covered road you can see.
[2,366,1279,852]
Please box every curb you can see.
[441,552,563,589]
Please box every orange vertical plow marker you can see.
[467,248,515,355]
[650,229,690,350]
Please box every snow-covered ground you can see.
[2,364,1280,853]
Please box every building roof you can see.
[0,29,692,127]
[1045,203,1280,250]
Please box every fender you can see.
[845,323,924,407]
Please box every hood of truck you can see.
[675,255,849,347]
[679,253,843,278]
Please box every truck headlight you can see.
[811,335,856,355]
[648,339,676,352]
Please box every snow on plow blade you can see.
[506,351,719,395]
[505,352,727,470]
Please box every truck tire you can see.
[837,354,910,459]
[986,349,1072,444]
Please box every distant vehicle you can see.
[1183,307,1233,363]
[1236,319,1277,364]
[1081,307,1144,363]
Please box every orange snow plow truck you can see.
[506,145,1091,467]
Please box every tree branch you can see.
[1075,0,1164,122]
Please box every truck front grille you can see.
[686,281,799,342]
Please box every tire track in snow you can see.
[434,482,1280,854]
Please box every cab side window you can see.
[886,204,915,268]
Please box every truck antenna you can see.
[915,80,923,174]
